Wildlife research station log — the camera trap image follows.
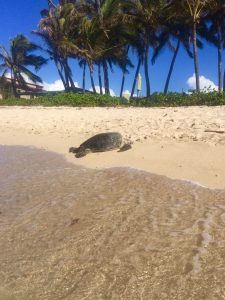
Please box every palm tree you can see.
[127,28,145,98]
[83,62,87,93]
[127,0,162,97]
[206,0,225,92]
[79,59,87,93]
[0,35,46,97]
[90,0,133,95]
[35,7,70,90]
[36,4,88,91]
[224,70,225,92]
[68,0,132,95]
[98,63,103,94]
[130,55,142,98]
[152,20,194,94]
[37,0,133,96]
[169,0,211,92]
[119,45,130,98]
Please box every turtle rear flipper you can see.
[118,144,132,152]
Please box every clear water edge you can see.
[1,145,225,300]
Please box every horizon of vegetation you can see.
[0,0,225,98]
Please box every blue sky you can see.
[0,0,223,95]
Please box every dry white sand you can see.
[1,105,225,188]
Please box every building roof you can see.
[0,76,43,92]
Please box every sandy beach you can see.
[1,106,225,299]
[1,105,225,188]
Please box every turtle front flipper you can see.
[118,144,132,152]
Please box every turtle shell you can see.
[80,132,122,152]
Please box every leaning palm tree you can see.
[36,6,73,91]
[169,0,212,92]
[0,35,46,97]
[36,3,89,91]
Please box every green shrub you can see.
[1,91,225,107]
[132,92,225,107]
[0,93,122,107]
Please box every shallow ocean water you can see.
[1,145,225,300]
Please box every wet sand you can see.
[1,146,225,300]
[1,106,225,188]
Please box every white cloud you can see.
[43,79,79,91]
[43,80,64,91]
[187,74,218,92]
[90,86,116,96]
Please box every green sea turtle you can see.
[69,132,132,158]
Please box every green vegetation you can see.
[0,93,122,107]
[0,0,225,97]
[132,92,225,107]
[1,92,225,107]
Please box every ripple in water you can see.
[1,145,225,300]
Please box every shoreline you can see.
[1,106,225,189]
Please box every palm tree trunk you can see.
[63,60,75,90]
[67,69,76,90]
[98,64,103,94]
[89,64,96,94]
[131,57,141,98]
[54,59,67,90]
[102,60,110,95]
[11,70,19,98]
[120,72,126,98]
[61,60,70,91]
[64,73,70,91]
[120,46,130,98]
[58,59,69,91]
[192,22,200,92]
[67,72,75,90]
[164,39,181,94]
[223,70,225,92]
[144,45,150,97]
[82,61,86,93]
[217,21,223,93]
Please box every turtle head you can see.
[69,147,79,153]
[75,148,91,158]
